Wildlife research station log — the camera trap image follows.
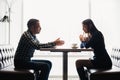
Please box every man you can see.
[14,18,64,80]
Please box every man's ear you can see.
[30,26,34,30]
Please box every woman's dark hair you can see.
[27,19,39,29]
[82,19,98,34]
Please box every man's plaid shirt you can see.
[14,30,56,61]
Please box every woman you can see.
[76,19,112,80]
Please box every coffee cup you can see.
[71,43,78,49]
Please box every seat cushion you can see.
[88,66,120,80]
[0,65,34,80]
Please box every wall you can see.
[0,0,9,44]
[10,0,23,49]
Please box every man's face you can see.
[34,21,41,34]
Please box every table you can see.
[40,48,93,80]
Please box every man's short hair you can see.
[27,19,39,29]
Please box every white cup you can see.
[71,43,78,48]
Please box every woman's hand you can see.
[54,38,65,46]
[79,34,91,42]
[79,35,85,42]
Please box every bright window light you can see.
[23,0,90,48]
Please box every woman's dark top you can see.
[81,30,112,69]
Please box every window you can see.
[23,0,90,47]
[0,0,10,44]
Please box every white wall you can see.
[10,0,23,48]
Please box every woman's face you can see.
[82,24,89,33]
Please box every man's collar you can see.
[27,30,36,38]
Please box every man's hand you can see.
[54,38,64,46]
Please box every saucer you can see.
[72,47,78,49]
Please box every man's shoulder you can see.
[23,31,30,36]
[20,31,29,39]
[23,31,35,40]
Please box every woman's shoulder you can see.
[94,30,103,36]
[92,30,104,39]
